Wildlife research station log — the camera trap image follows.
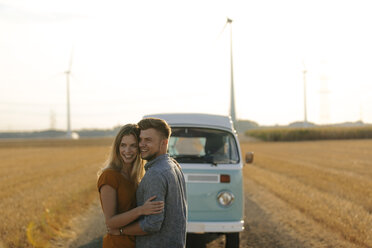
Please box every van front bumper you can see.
[187,220,244,233]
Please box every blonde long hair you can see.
[99,124,145,188]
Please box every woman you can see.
[97,124,164,248]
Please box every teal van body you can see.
[144,113,247,247]
[186,168,243,221]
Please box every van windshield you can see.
[168,127,239,164]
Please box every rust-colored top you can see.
[97,169,136,248]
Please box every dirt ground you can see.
[51,170,358,248]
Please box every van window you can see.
[168,127,239,164]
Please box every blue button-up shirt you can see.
[136,154,187,248]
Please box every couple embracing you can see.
[97,118,187,248]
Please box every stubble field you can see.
[238,139,372,248]
[0,138,112,248]
[0,138,371,248]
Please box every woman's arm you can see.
[100,184,163,230]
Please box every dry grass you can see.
[0,138,112,248]
[1,138,371,247]
[241,139,372,248]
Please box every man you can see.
[120,117,187,248]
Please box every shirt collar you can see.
[144,154,169,171]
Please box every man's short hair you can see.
[138,118,171,139]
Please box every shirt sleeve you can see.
[97,169,120,192]
[139,172,167,233]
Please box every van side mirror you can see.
[245,152,254,164]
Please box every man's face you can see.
[139,128,164,161]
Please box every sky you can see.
[1,0,372,131]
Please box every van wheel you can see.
[225,232,239,248]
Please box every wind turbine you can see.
[221,17,236,124]
[302,61,308,127]
[64,48,73,138]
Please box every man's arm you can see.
[137,172,167,233]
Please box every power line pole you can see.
[50,110,56,130]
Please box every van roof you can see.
[143,113,234,131]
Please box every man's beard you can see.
[142,152,157,161]
[141,143,162,161]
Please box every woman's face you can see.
[119,134,138,165]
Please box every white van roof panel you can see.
[143,113,234,131]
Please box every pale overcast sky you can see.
[1,0,371,131]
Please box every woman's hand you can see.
[140,196,164,215]
[107,227,121,236]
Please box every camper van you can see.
[143,113,253,248]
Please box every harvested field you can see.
[240,139,372,248]
[1,138,371,248]
[0,138,112,248]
